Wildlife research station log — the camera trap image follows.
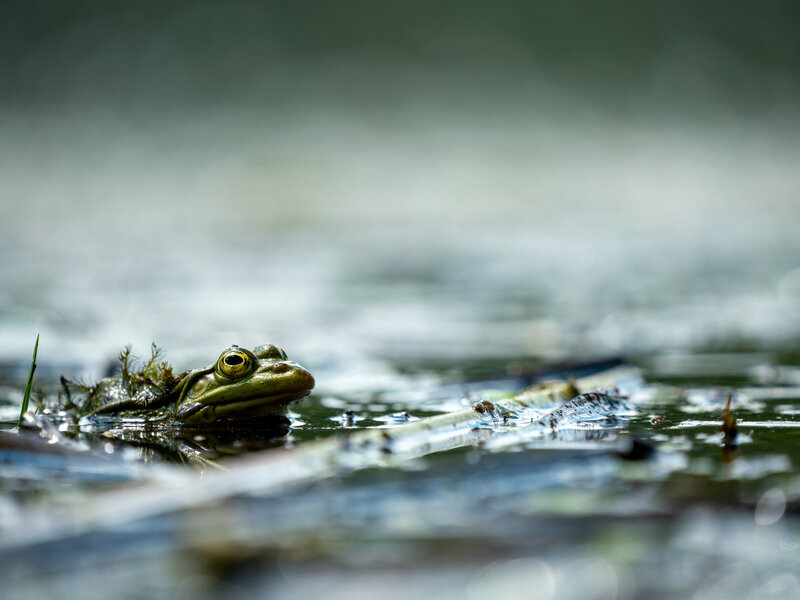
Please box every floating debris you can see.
[721,393,739,448]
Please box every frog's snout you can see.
[263,361,315,391]
[301,369,315,391]
[287,363,315,392]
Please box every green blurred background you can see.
[1,1,799,369]
[3,1,800,112]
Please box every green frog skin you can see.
[79,344,314,426]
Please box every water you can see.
[2,78,800,600]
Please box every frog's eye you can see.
[253,344,288,360]
[217,348,252,378]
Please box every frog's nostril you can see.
[274,362,289,373]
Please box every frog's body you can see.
[73,344,314,426]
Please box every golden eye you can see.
[217,348,252,378]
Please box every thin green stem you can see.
[18,334,40,427]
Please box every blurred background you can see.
[1,0,799,374]
[3,4,800,599]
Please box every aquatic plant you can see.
[18,334,39,427]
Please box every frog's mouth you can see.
[174,364,314,426]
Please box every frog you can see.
[67,344,315,427]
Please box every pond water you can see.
[1,106,800,599]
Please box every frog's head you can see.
[174,344,315,426]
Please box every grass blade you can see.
[18,334,39,427]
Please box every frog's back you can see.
[78,377,127,416]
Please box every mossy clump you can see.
[118,344,182,399]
